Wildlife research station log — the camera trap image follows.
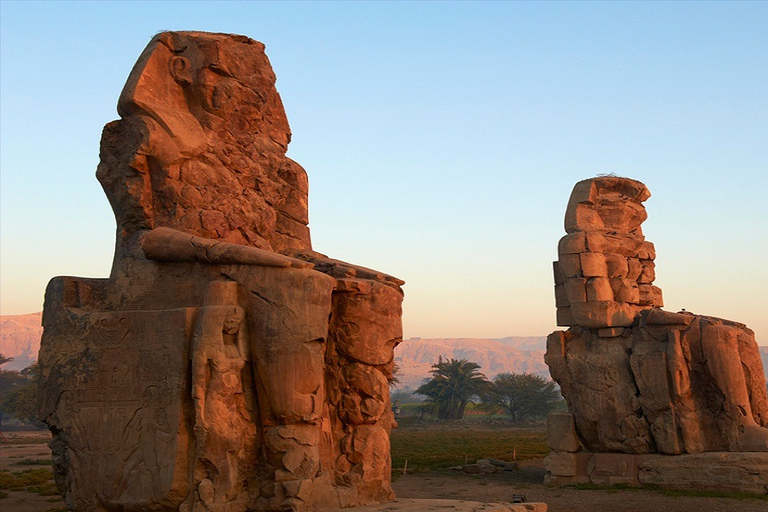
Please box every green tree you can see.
[416,358,490,419]
[483,372,562,421]
[1,358,45,428]
[0,355,25,426]
[2,363,45,428]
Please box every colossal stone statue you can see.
[546,176,768,456]
[38,31,404,512]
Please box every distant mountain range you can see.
[394,337,549,390]
[0,312,42,371]
[2,313,767,392]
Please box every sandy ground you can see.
[392,458,768,512]
[0,430,65,512]
[3,430,766,512]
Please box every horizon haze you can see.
[1,2,766,342]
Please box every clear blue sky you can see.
[1,1,766,342]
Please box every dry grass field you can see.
[391,419,768,512]
[0,430,64,512]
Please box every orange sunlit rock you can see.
[38,31,403,512]
[546,177,768,469]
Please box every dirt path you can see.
[392,459,768,512]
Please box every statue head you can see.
[118,31,291,155]
[565,176,650,233]
[99,31,311,256]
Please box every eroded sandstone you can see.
[545,176,768,493]
[38,31,404,512]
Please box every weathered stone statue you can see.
[544,176,768,492]
[38,31,404,512]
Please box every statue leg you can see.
[701,322,768,451]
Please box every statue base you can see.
[544,451,768,494]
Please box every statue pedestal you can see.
[544,451,768,495]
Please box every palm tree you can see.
[416,358,490,419]
[0,353,12,367]
[483,372,562,421]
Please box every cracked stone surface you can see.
[38,31,404,512]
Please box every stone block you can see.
[558,232,586,255]
[554,284,568,308]
[638,452,768,495]
[586,277,613,302]
[461,463,498,474]
[580,252,607,277]
[610,278,640,304]
[637,241,656,260]
[566,179,597,207]
[546,412,580,452]
[570,301,638,328]
[587,453,639,486]
[565,203,604,233]
[564,278,587,303]
[556,307,575,327]
[626,258,643,280]
[604,253,628,278]
[638,260,655,284]
[326,499,550,512]
[39,307,197,508]
[643,309,692,326]
[543,474,590,486]
[559,254,581,278]
[638,284,663,307]
[544,452,578,477]
[597,327,625,338]
[552,261,565,285]
[585,231,643,256]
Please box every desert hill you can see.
[0,312,42,371]
[394,337,549,390]
[2,313,767,390]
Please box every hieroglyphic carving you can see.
[191,281,257,510]
[43,308,194,509]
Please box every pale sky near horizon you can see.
[1,1,766,342]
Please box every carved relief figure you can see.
[120,386,173,499]
[191,281,257,508]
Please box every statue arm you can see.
[141,227,313,268]
[285,249,404,286]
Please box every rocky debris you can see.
[37,31,404,512]
[451,459,520,474]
